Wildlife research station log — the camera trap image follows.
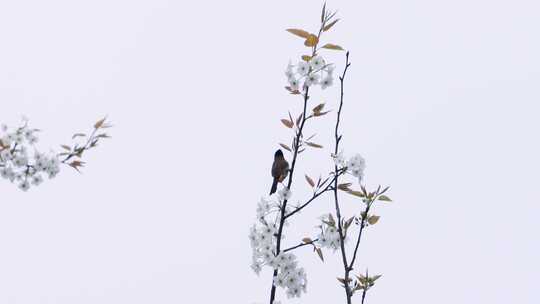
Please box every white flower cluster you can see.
[277,187,292,202]
[0,120,61,191]
[256,191,294,222]
[272,254,307,298]
[250,193,308,299]
[285,55,335,91]
[334,151,366,183]
[317,225,341,250]
[249,223,307,298]
[316,214,342,251]
[256,197,274,220]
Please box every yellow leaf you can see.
[368,215,380,225]
[285,86,300,94]
[286,28,310,38]
[306,142,323,148]
[304,34,319,47]
[94,116,107,129]
[302,237,313,243]
[322,43,344,51]
[312,103,325,113]
[305,174,315,187]
[301,55,312,62]
[279,143,292,152]
[313,110,331,117]
[280,119,293,128]
[315,247,324,262]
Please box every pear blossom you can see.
[288,77,300,91]
[277,187,292,201]
[309,55,326,70]
[304,73,320,87]
[296,61,310,76]
[333,151,367,184]
[320,75,334,89]
[0,119,64,190]
[249,195,308,299]
[347,153,366,183]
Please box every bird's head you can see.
[274,149,284,159]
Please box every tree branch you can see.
[333,51,353,304]
[348,204,370,270]
[284,168,346,220]
[283,238,318,253]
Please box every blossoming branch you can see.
[0,116,112,191]
[249,4,393,304]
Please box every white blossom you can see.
[320,75,334,89]
[347,153,366,183]
[288,77,300,92]
[31,174,43,186]
[256,197,272,219]
[249,196,308,299]
[296,61,310,76]
[333,151,367,184]
[277,187,292,201]
[285,62,295,79]
[304,73,320,87]
[317,219,342,251]
[309,55,326,71]
[333,150,346,167]
[0,118,64,190]
[326,64,335,75]
[18,180,30,192]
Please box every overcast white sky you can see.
[1,0,539,303]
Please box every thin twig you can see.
[333,51,353,304]
[284,168,346,220]
[348,204,370,270]
[283,238,318,253]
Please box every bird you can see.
[270,149,289,195]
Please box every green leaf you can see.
[378,195,392,202]
[347,190,365,198]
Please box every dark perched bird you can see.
[270,149,289,195]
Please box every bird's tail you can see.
[270,178,278,195]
